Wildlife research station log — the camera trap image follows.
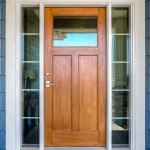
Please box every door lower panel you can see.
[52,131,98,146]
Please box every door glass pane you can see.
[112,63,129,89]
[112,35,129,61]
[112,91,129,144]
[112,8,130,146]
[22,119,39,144]
[21,7,39,145]
[53,17,97,47]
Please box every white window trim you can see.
[6,0,145,150]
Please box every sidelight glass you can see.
[53,17,97,47]
[112,8,130,146]
[21,7,39,145]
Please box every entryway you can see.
[44,8,106,147]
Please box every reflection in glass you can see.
[112,121,129,144]
[112,63,129,89]
[112,92,129,118]
[22,35,39,62]
[23,63,39,89]
[22,8,39,33]
[22,92,39,117]
[112,8,129,34]
[22,119,39,144]
[112,7,130,146]
[112,35,129,61]
[53,17,97,46]
[21,7,39,145]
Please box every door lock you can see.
[45,80,54,88]
[45,72,50,76]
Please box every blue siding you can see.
[0,0,5,150]
[146,0,150,149]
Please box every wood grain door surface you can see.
[44,8,106,147]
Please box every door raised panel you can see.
[52,131,99,146]
[79,56,98,131]
[53,56,72,130]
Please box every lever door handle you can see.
[45,81,54,88]
[50,83,54,86]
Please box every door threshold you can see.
[45,147,106,150]
[21,147,129,150]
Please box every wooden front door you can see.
[44,8,106,146]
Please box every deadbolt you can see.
[45,72,50,76]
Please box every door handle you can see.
[45,80,54,88]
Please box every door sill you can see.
[21,147,129,150]
[45,147,106,150]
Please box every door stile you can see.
[44,8,53,146]
[97,8,106,146]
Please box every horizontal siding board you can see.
[145,75,150,94]
[146,130,150,148]
[0,57,5,75]
[0,2,5,20]
[146,111,150,130]
[146,38,150,55]
[0,39,5,57]
[0,21,5,39]
[0,76,5,92]
[146,94,150,111]
[0,130,6,149]
[0,111,5,131]
[146,1,150,18]
[0,93,5,111]
[146,56,150,75]
[146,19,150,37]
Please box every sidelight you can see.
[21,7,39,145]
[112,7,130,146]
